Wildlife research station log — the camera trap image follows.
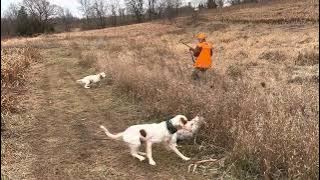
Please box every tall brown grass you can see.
[1,0,318,178]
[1,46,42,113]
[104,55,318,179]
[93,27,319,178]
[58,17,319,178]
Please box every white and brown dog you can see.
[100,115,193,166]
[76,72,106,88]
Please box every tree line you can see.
[1,0,265,37]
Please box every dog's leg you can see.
[168,144,190,161]
[138,152,146,156]
[129,144,145,161]
[146,142,156,165]
[193,134,198,145]
[84,82,90,88]
[82,79,91,88]
[163,142,171,151]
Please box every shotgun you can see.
[180,41,195,63]
[181,42,192,49]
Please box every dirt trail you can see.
[11,46,207,180]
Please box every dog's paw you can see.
[149,160,156,166]
[183,157,191,161]
[138,156,146,161]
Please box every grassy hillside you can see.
[2,0,319,179]
[201,0,319,23]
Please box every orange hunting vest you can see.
[194,42,213,69]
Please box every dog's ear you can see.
[180,117,187,125]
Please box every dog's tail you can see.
[100,125,123,140]
[76,79,83,84]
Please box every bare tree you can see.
[23,0,58,32]
[118,8,126,24]
[155,0,167,18]
[3,3,19,20]
[110,5,117,26]
[230,0,241,4]
[16,6,30,35]
[147,0,157,20]
[229,0,259,5]
[2,3,19,36]
[59,8,74,31]
[215,0,224,7]
[173,0,182,14]
[198,3,205,10]
[125,0,144,23]
[78,0,92,24]
[242,0,259,3]
[207,0,217,8]
[106,0,119,26]
[91,0,107,28]
[163,0,181,20]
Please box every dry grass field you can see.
[1,0,319,179]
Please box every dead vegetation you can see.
[1,46,42,114]
[103,52,318,179]
[77,53,98,69]
[295,48,319,66]
[258,50,287,63]
[85,21,316,179]
[1,0,319,179]
[205,0,319,24]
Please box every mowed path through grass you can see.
[13,45,207,179]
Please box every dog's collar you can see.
[166,120,178,134]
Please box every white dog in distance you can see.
[100,115,194,166]
[76,72,106,88]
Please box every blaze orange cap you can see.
[196,33,206,39]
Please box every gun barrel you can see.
[181,42,192,48]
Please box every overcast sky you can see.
[1,0,205,18]
[1,0,83,17]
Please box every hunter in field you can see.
[189,33,213,80]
